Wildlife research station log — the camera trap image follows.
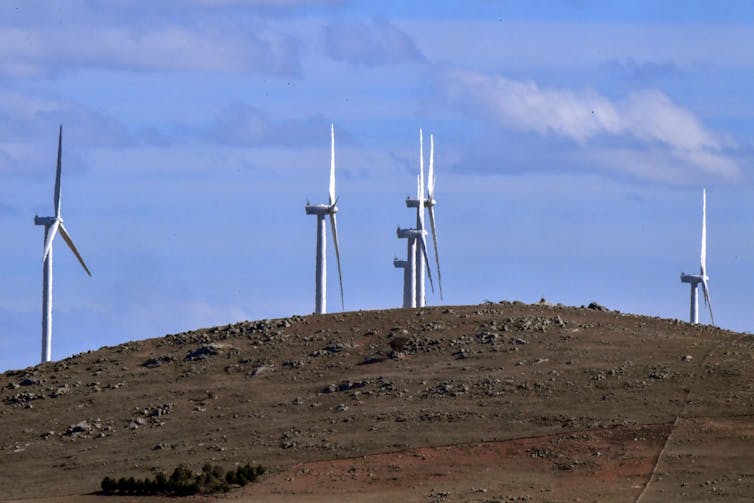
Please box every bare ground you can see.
[1,301,753,502]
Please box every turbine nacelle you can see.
[34,216,58,226]
[396,227,426,239]
[305,203,338,216]
[405,197,436,208]
[680,273,707,284]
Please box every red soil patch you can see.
[244,423,671,502]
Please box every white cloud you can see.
[204,104,332,146]
[0,22,301,77]
[323,17,424,66]
[0,90,130,147]
[439,68,738,181]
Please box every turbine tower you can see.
[405,129,442,307]
[305,124,344,315]
[34,125,92,363]
[392,258,411,308]
[680,188,714,325]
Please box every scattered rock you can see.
[323,380,368,393]
[309,343,346,357]
[248,363,275,377]
[64,420,95,437]
[142,355,176,368]
[359,354,385,365]
[184,345,220,361]
[588,301,608,312]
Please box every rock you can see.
[142,355,176,368]
[64,420,92,436]
[184,345,220,361]
[682,355,694,362]
[129,417,145,430]
[588,301,608,312]
[324,380,368,393]
[309,343,346,357]
[277,319,292,328]
[20,378,38,386]
[359,354,385,365]
[50,385,70,398]
[248,363,275,377]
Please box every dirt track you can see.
[1,302,753,501]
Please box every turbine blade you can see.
[428,133,435,199]
[59,222,92,276]
[701,277,714,325]
[42,219,60,262]
[419,233,435,294]
[428,205,443,299]
[54,125,62,218]
[329,123,336,206]
[700,188,707,274]
[419,129,424,197]
[418,129,425,224]
[329,212,344,311]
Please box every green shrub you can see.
[100,462,264,496]
[100,476,115,494]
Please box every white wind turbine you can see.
[305,124,344,314]
[680,188,714,325]
[34,125,92,363]
[404,129,442,307]
[396,165,434,308]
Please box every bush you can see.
[100,476,115,493]
[100,461,265,496]
[389,335,409,352]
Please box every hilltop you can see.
[1,301,753,502]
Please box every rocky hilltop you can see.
[1,301,753,502]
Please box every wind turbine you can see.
[396,169,434,308]
[405,129,441,307]
[680,188,714,325]
[33,125,92,363]
[304,124,344,314]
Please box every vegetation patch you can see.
[100,462,265,496]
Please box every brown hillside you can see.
[1,302,753,502]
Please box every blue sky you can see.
[2,0,754,371]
